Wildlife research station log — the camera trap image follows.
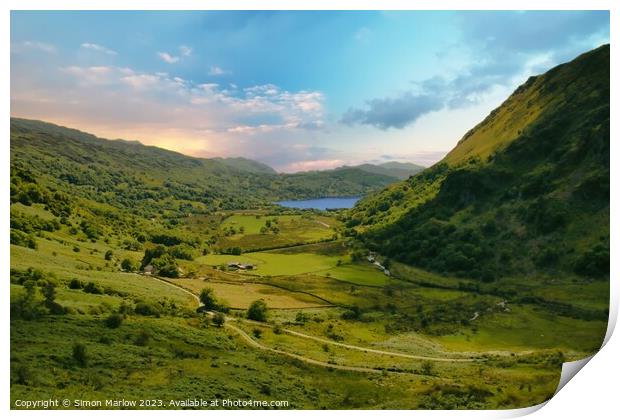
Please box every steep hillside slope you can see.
[347,44,609,282]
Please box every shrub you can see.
[134,330,151,346]
[68,278,83,289]
[134,302,161,316]
[10,230,37,249]
[199,288,218,310]
[212,312,225,327]
[247,299,268,322]
[105,313,123,328]
[83,282,104,294]
[104,250,113,261]
[421,361,435,376]
[120,258,136,271]
[341,304,362,320]
[252,328,262,338]
[574,243,609,277]
[72,342,88,367]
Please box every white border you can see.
[2,2,617,420]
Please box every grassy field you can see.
[318,263,390,286]
[217,214,338,251]
[11,242,194,308]
[169,278,330,309]
[246,252,341,276]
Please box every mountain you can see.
[212,157,277,175]
[351,162,425,180]
[347,44,610,282]
[10,118,401,216]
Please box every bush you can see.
[83,282,104,294]
[134,330,150,346]
[121,258,136,271]
[68,278,83,289]
[105,313,123,328]
[421,361,435,376]
[199,288,218,310]
[574,243,609,277]
[212,312,225,327]
[10,229,37,249]
[134,302,161,316]
[252,328,262,338]
[247,299,268,322]
[72,342,88,367]
[341,305,362,320]
[104,250,113,261]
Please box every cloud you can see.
[208,65,229,76]
[341,92,444,130]
[157,52,179,64]
[81,42,117,55]
[179,45,192,56]
[14,61,326,156]
[19,41,56,53]
[341,11,609,130]
[286,159,345,172]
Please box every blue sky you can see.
[11,11,609,171]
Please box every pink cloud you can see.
[285,159,345,172]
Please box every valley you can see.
[9,44,609,410]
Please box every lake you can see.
[276,197,360,210]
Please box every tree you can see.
[121,258,135,271]
[247,299,268,322]
[72,342,88,367]
[41,282,64,314]
[199,288,218,310]
[104,250,113,261]
[212,312,225,327]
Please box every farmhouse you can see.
[227,262,256,270]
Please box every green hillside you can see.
[212,157,277,175]
[10,118,399,214]
[347,44,610,284]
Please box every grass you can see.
[195,253,263,267]
[12,313,507,409]
[318,263,390,286]
[9,206,606,409]
[245,252,342,276]
[218,214,338,251]
[434,305,607,356]
[10,239,195,308]
[169,278,329,309]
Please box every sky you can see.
[10,10,609,172]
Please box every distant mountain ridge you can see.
[347,162,425,180]
[10,118,406,212]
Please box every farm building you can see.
[227,262,256,270]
